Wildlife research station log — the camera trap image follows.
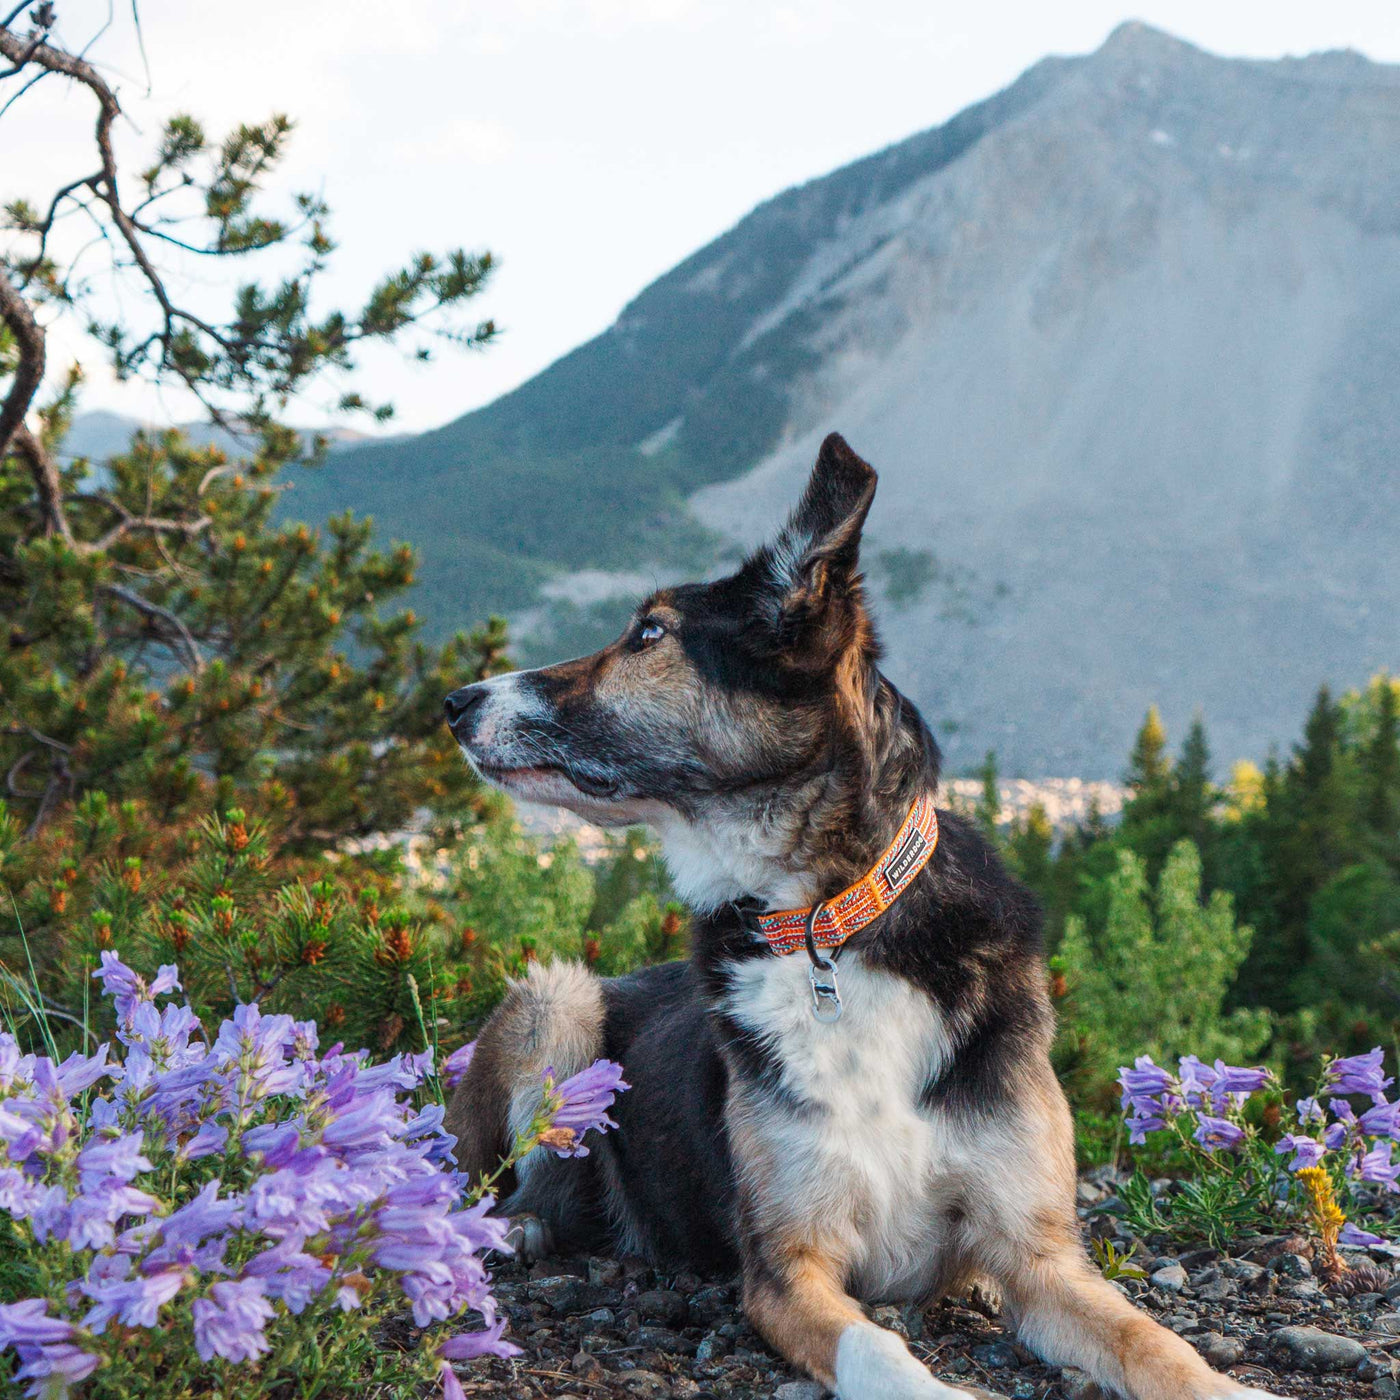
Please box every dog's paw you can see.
[834,1324,992,1399]
[501,1212,553,1262]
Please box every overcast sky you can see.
[7,1,1399,433]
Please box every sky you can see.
[6,0,1400,434]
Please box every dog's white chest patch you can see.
[723,953,960,1301]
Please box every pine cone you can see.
[1329,1261,1395,1297]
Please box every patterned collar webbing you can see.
[753,791,939,957]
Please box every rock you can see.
[1375,1380,1400,1400]
[531,1276,589,1314]
[1387,1278,1400,1302]
[1268,1253,1313,1280]
[871,1304,910,1339]
[695,1332,732,1362]
[570,1350,605,1382]
[1373,1314,1400,1336]
[1195,1280,1236,1303]
[588,1256,624,1287]
[1358,1354,1396,1381]
[970,1341,1019,1370]
[634,1288,688,1327]
[689,1284,736,1322]
[1270,1325,1368,1373]
[1222,1259,1267,1286]
[1195,1332,1246,1369]
[585,1307,615,1325]
[1059,1368,1108,1400]
[773,1383,826,1400]
[1077,1180,1107,1207]
[1150,1263,1188,1293]
[634,1325,694,1354]
[622,1370,670,1397]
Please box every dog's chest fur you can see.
[722,951,967,1302]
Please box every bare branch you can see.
[99,582,204,672]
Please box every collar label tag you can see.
[885,826,930,890]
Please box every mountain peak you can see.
[1093,20,1202,67]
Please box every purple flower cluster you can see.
[1272,1049,1400,1192]
[0,956,626,1399]
[1117,1055,1272,1148]
[1118,1047,1400,1250]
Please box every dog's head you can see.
[445,434,935,908]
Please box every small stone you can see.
[970,1341,1020,1370]
[585,1307,616,1325]
[1195,1280,1236,1304]
[1077,1180,1107,1207]
[1375,1380,1400,1400]
[1353,1294,1386,1313]
[871,1304,909,1339]
[1270,1325,1368,1373]
[634,1325,693,1355]
[1010,1381,1037,1399]
[1059,1368,1108,1400]
[1222,1259,1267,1286]
[622,1370,669,1397]
[695,1332,731,1362]
[1358,1354,1395,1381]
[1373,1314,1400,1336]
[588,1256,624,1287]
[1151,1263,1188,1293]
[773,1383,826,1400]
[1386,1278,1400,1302]
[1195,1333,1246,1370]
[1268,1253,1313,1280]
[570,1350,604,1381]
[634,1288,688,1328]
[531,1276,588,1314]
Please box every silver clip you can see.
[802,902,842,1022]
[808,956,842,1023]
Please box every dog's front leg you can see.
[1000,1247,1286,1400]
[743,1247,990,1400]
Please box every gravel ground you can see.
[448,1178,1400,1400]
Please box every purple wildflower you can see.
[243,1239,331,1314]
[191,1278,274,1363]
[13,1340,99,1397]
[1295,1096,1324,1124]
[438,1317,520,1361]
[1275,1133,1326,1171]
[542,1060,629,1158]
[1177,1055,1217,1109]
[1325,1047,1394,1102]
[76,1130,152,1189]
[1358,1142,1400,1192]
[1339,1222,1386,1248]
[0,1300,72,1348]
[1193,1115,1245,1152]
[1208,1060,1271,1109]
[82,1268,187,1332]
[1359,1099,1400,1139]
[93,952,180,1024]
[441,1041,477,1088]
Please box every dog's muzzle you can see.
[444,683,489,742]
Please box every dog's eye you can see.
[637,618,666,647]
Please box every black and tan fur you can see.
[442,435,1283,1400]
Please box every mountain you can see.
[62,412,379,462]
[281,23,1400,777]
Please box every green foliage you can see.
[1056,841,1270,1102]
[440,818,685,1021]
[1089,1237,1147,1281]
[0,790,683,1060]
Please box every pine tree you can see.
[0,17,503,852]
[1126,705,1170,793]
[1362,675,1400,857]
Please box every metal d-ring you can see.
[803,901,842,1023]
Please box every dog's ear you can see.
[761,433,877,661]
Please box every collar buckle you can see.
[803,902,842,1023]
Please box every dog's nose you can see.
[444,684,489,736]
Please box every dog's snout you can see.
[444,683,489,736]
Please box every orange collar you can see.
[754,791,939,957]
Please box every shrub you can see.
[1113,1047,1399,1261]
[1,791,686,1059]
[1055,840,1270,1112]
[0,954,627,1399]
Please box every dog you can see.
[442,434,1282,1400]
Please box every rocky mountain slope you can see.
[279,22,1400,776]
